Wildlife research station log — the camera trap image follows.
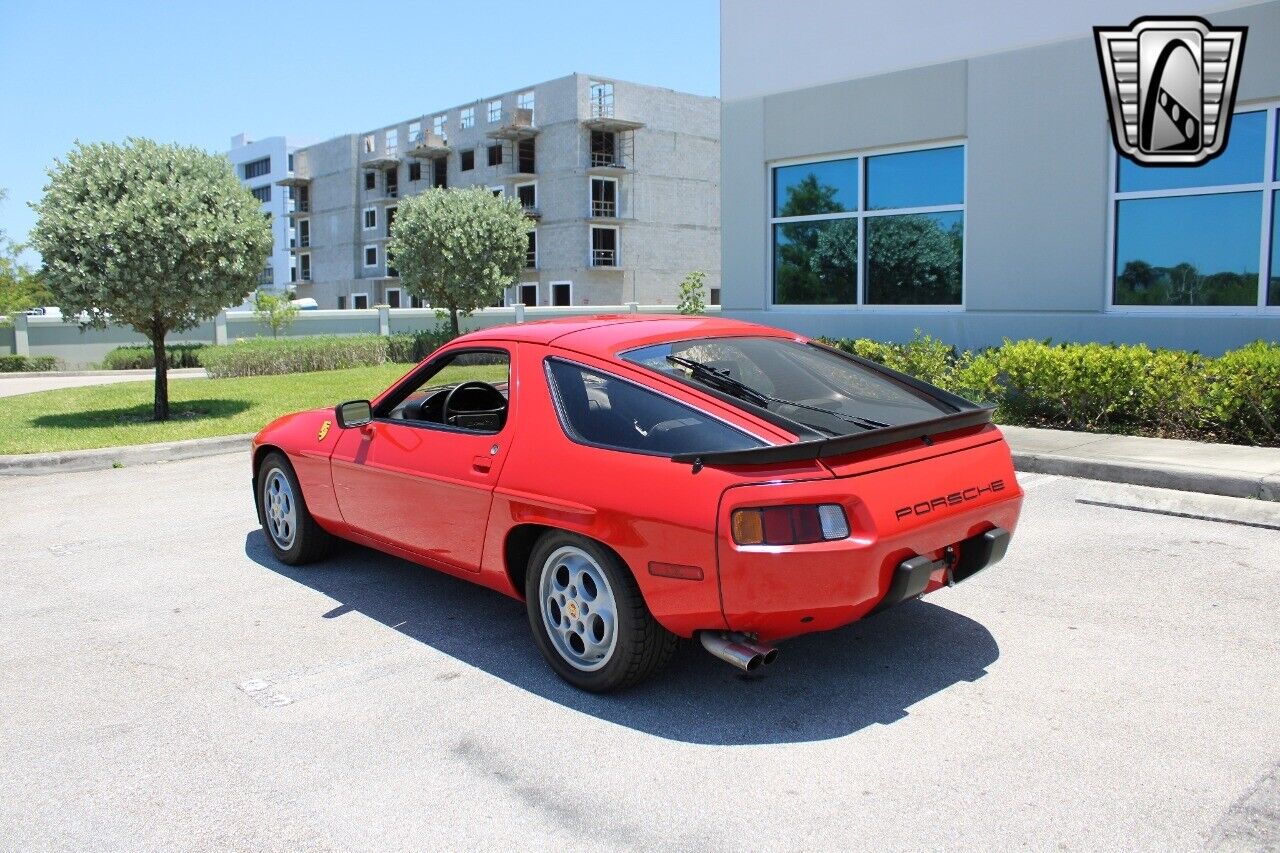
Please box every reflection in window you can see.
[1271,192,1280,305]
[1115,193,1261,306]
[773,159,858,217]
[866,146,964,209]
[866,212,963,305]
[773,220,858,304]
[1118,111,1265,192]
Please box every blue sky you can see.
[0,0,720,260]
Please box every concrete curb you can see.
[0,368,208,379]
[1011,451,1278,502]
[0,433,253,476]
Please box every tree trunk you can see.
[150,326,169,422]
[448,302,460,337]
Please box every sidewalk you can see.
[0,368,208,398]
[1,421,1279,501]
[1002,425,1280,501]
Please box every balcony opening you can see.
[591,177,617,218]
[525,229,537,269]
[590,130,618,167]
[516,182,536,213]
[299,254,311,281]
[364,171,376,191]
[589,81,614,119]
[520,282,538,306]
[298,219,310,247]
[386,169,399,197]
[386,206,397,235]
[487,144,503,167]
[294,185,309,212]
[409,161,421,181]
[591,227,618,267]
[517,138,536,174]
[432,157,448,189]
[552,281,571,306]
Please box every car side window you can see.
[545,358,763,456]
[377,349,511,433]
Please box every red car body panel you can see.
[252,316,1023,644]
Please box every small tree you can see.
[676,270,707,315]
[387,187,528,336]
[30,139,271,419]
[0,243,52,316]
[253,289,299,337]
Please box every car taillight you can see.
[731,504,850,545]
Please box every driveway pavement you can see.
[0,369,207,398]
[2,458,1277,850]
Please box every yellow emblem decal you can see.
[318,420,331,442]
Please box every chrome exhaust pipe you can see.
[699,632,764,672]
[730,634,779,666]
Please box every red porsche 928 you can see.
[252,315,1022,692]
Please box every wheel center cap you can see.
[565,601,579,620]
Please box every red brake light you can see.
[731,504,849,545]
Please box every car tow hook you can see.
[699,632,779,672]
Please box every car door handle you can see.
[472,455,493,473]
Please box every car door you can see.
[329,345,515,573]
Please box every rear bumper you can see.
[873,527,1011,613]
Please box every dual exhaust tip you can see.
[699,632,779,672]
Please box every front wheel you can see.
[525,532,677,692]
[257,451,335,565]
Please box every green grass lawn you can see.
[0,363,507,454]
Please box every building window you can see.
[590,130,618,167]
[386,128,398,152]
[589,81,614,119]
[526,229,537,269]
[491,187,504,197]
[386,288,401,308]
[518,139,535,173]
[408,121,422,143]
[591,226,618,267]
[433,115,447,141]
[591,177,617,217]
[364,245,378,267]
[1112,108,1279,307]
[363,207,377,229]
[259,267,274,287]
[410,294,426,308]
[363,135,375,154]
[386,206,397,234]
[287,153,294,172]
[516,182,537,213]
[770,144,964,306]
[710,287,721,306]
[297,219,310,247]
[250,185,271,203]
[243,157,271,179]
[487,144,503,167]
[460,149,475,171]
[521,283,538,306]
[291,264,298,283]
[552,281,571,306]
[299,254,311,281]
[432,157,448,189]
[364,171,376,191]
[352,293,369,310]
[409,161,422,181]
[517,91,535,123]
[488,99,502,123]
[460,107,475,129]
[338,296,346,309]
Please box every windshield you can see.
[621,337,951,437]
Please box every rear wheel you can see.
[257,451,334,565]
[525,532,677,692]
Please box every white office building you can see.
[227,133,307,293]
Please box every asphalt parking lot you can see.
[2,456,1278,851]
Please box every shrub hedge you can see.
[387,329,456,364]
[0,354,59,372]
[202,335,392,379]
[822,333,1280,446]
[102,343,207,370]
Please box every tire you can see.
[256,451,335,566]
[525,532,678,692]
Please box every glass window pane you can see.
[1118,110,1266,192]
[865,212,963,305]
[773,220,858,304]
[546,360,762,455]
[773,159,858,217]
[1114,192,1261,306]
[866,146,964,210]
[1270,191,1280,306]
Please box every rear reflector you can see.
[647,561,704,581]
[731,504,850,545]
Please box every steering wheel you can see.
[442,381,507,427]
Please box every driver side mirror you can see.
[335,400,372,429]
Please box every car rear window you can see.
[621,337,950,438]
[545,358,764,456]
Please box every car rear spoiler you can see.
[669,405,995,467]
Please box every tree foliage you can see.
[253,289,300,337]
[0,244,52,316]
[676,270,707,315]
[387,187,528,336]
[29,139,271,419]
